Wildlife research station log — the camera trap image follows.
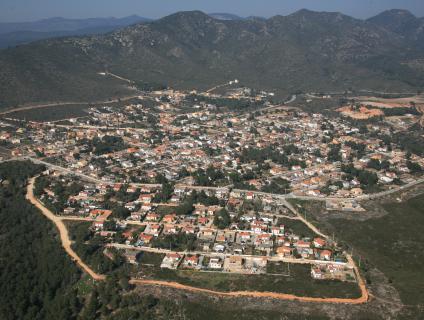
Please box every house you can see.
[89,209,112,220]
[139,194,153,203]
[209,257,223,269]
[319,249,332,261]
[145,224,162,237]
[160,253,183,269]
[237,231,252,243]
[214,244,226,253]
[275,235,286,245]
[125,202,137,211]
[182,255,199,268]
[122,228,138,242]
[63,207,75,215]
[162,224,179,235]
[246,192,255,200]
[162,214,177,223]
[271,225,285,235]
[313,238,326,248]
[296,240,311,249]
[130,211,144,221]
[350,187,363,196]
[207,205,222,216]
[113,184,122,192]
[145,213,160,222]
[197,217,209,226]
[92,220,104,230]
[224,256,244,273]
[276,246,293,257]
[198,228,215,240]
[250,220,268,234]
[138,233,153,244]
[311,266,324,279]
[194,204,208,216]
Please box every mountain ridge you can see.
[0,9,423,109]
[0,15,152,49]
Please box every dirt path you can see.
[26,177,105,281]
[0,94,141,116]
[26,176,368,304]
[129,279,368,304]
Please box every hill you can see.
[0,10,424,109]
[368,9,424,48]
[0,15,151,34]
[0,16,151,49]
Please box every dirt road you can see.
[0,94,141,116]
[129,279,368,304]
[26,176,368,304]
[26,177,105,281]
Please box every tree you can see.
[214,209,231,229]
[112,206,130,220]
[82,290,99,320]
[407,161,422,174]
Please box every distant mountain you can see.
[0,15,151,34]
[368,9,424,48]
[0,10,423,108]
[208,13,244,20]
[0,15,151,48]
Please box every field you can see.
[6,104,89,121]
[137,260,361,299]
[2,97,152,122]
[328,193,424,306]
[355,94,424,108]
[277,217,317,238]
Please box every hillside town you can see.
[1,87,422,289]
[1,88,423,202]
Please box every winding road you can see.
[26,177,105,281]
[25,175,369,304]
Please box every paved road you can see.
[8,156,424,203]
[107,243,346,266]
[25,157,161,188]
[26,176,369,304]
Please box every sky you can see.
[0,0,423,23]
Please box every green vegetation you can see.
[341,163,379,189]
[0,161,356,319]
[329,194,424,306]
[152,233,197,251]
[90,136,127,155]
[1,11,423,109]
[261,177,291,194]
[192,166,225,186]
[0,161,82,320]
[186,94,266,111]
[277,217,317,239]
[141,264,361,299]
[213,208,231,229]
[66,221,125,274]
[7,104,89,121]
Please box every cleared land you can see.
[136,263,361,299]
[328,194,424,306]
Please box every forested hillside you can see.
[1,10,424,108]
[0,161,275,320]
[0,161,82,319]
[0,162,183,320]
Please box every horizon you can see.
[2,8,424,25]
[0,0,423,23]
